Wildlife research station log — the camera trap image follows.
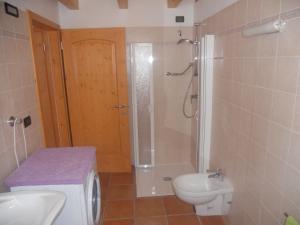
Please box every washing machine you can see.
[5,147,101,225]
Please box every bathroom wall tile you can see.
[239,109,252,136]
[281,199,300,222]
[266,122,291,160]
[0,64,10,92]
[253,87,273,118]
[246,141,266,175]
[250,115,269,147]
[281,0,300,13]
[284,165,300,208]
[271,91,295,128]
[261,180,284,220]
[195,1,300,224]
[232,59,243,82]
[240,85,255,111]
[264,153,287,192]
[233,0,247,28]
[246,0,262,23]
[0,7,43,191]
[244,166,263,198]
[260,205,281,225]
[274,57,299,94]
[256,58,276,89]
[293,96,300,132]
[242,36,259,58]
[2,36,17,63]
[242,193,260,225]
[258,32,278,57]
[278,18,300,57]
[287,132,300,171]
[260,0,281,19]
[242,59,258,85]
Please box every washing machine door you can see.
[86,170,101,225]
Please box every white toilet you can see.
[172,173,233,216]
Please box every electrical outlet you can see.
[23,116,31,128]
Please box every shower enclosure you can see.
[130,43,155,168]
[127,26,214,197]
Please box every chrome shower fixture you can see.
[177,39,199,45]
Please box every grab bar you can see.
[165,62,195,76]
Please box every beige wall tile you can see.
[278,18,300,57]
[264,152,287,192]
[253,87,273,118]
[281,0,300,13]
[256,58,276,89]
[261,180,284,220]
[246,0,262,23]
[288,133,300,171]
[261,0,281,19]
[266,122,291,160]
[284,165,300,208]
[274,57,299,94]
[271,91,295,128]
[258,33,278,57]
[197,1,300,223]
[0,7,43,191]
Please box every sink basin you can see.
[173,173,233,204]
[0,191,66,225]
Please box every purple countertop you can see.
[5,147,96,187]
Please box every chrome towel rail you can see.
[165,62,195,76]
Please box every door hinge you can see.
[60,41,63,50]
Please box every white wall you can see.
[194,0,237,23]
[4,0,59,23]
[59,0,194,28]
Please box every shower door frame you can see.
[130,43,155,168]
[197,35,215,172]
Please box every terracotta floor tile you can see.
[102,219,134,225]
[167,215,200,225]
[163,196,194,215]
[103,200,134,219]
[200,216,226,225]
[106,185,135,201]
[100,173,111,187]
[135,198,166,217]
[110,173,134,186]
[135,217,168,225]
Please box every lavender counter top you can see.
[5,147,96,187]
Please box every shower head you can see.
[177,39,199,45]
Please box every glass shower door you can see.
[130,43,155,167]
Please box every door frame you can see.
[27,11,72,147]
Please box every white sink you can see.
[173,173,233,204]
[0,191,66,225]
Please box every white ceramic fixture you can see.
[0,190,66,225]
[172,173,233,216]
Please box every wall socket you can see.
[23,116,31,128]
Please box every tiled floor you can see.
[99,169,226,225]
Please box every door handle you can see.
[112,104,128,109]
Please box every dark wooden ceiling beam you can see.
[117,0,128,9]
[167,0,182,8]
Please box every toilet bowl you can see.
[172,173,233,216]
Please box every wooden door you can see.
[31,26,58,146]
[29,13,72,147]
[61,28,131,172]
